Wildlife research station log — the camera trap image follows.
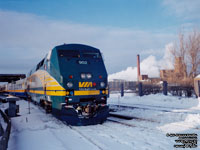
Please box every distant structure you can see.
[137,54,140,81]
[137,54,149,81]
[139,75,149,80]
[108,56,191,93]
[108,54,163,92]
[160,70,174,81]
[160,57,185,83]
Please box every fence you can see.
[108,81,194,97]
[0,109,11,150]
[109,81,137,92]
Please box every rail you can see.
[0,109,11,150]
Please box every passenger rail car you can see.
[7,44,109,125]
[6,79,27,98]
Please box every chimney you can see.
[137,54,140,81]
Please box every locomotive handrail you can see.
[0,109,11,150]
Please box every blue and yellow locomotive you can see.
[7,44,109,125]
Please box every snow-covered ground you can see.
[0,93,199,150]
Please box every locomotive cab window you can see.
[36,58,45,70]
[58,50,80,58]
[82,52,101,59]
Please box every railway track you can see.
[106,117,157,131]
[107,118,136,128]
[109,103,178,112]
[107,111,160,130]
[109,112,159,123]
[109,103,199,114]
[67,124,104,150]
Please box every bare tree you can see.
[186,29,200,78]
[170,28,200,85]
[170,31,187,79]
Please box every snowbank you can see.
[0,93,199,150]
[108,93,199,109]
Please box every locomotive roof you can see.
[54,44,100,52]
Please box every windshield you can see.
[58,50,101,59]
[58,50,80,58]
[82,52,101,58]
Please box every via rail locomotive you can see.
[5,44,109,125]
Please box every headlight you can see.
[86,73,92,79]
[67,82,73,88]
[100,82,105,87]
[81,73,86,79]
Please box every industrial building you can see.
[160,57,186,83]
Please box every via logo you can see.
[79,82,92,87]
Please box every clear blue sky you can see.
[0,0,200,74]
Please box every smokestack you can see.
[137,54,140,81]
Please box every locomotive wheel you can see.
[40,100,45,108]
[44,101,52,113]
